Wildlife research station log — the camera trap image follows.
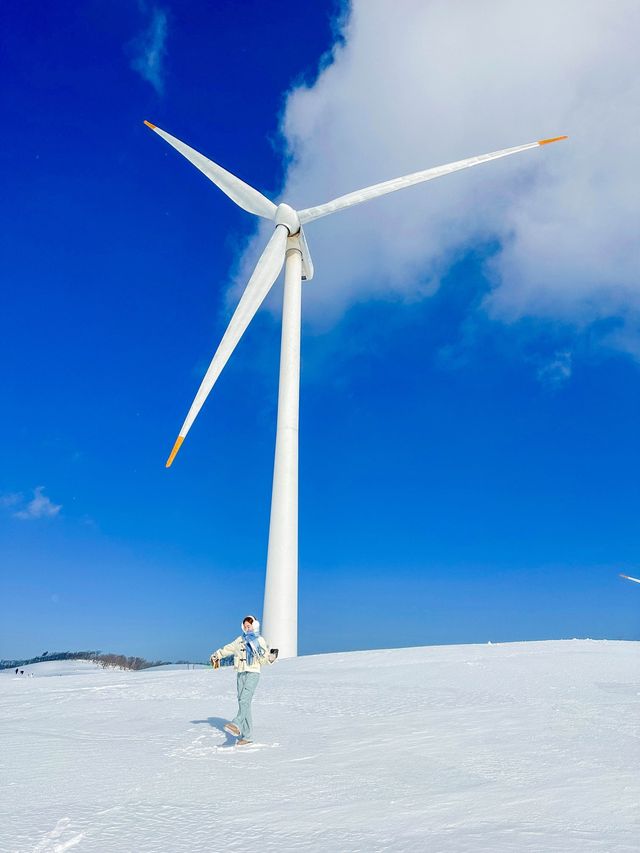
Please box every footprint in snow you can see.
[214,742,281,752]
[33,817,85,852]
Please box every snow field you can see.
[1,640,638,852]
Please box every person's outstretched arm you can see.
[210,636,241,665]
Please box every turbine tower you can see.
[144,120,567,657]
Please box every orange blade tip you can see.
[538,135,568,145]
[144,120,157,130]
[166,436,184,468]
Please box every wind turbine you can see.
[144,120,567,658]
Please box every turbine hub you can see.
[275,203,301,236]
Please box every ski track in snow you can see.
[1,640,639,852]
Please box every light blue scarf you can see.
[243,630,265,666]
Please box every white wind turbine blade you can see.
[144,121,277,220]
[619,573,640,585]
[297,136,568,225]
[166,224,289,467]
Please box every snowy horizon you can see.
[3,631,639,670]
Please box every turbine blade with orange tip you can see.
[165,225,289,467]
[298,135,569,225]
[619,573,640,584]
[538,135,568,145]
[166,436,184,468]
[143,121,277,220]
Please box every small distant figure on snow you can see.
[210,615,278,746]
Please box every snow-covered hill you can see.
[2,659,105,678]
[1,640,638,852]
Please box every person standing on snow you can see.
[210,615,277,746]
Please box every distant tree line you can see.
[0,651,175,671]
[92,653,170,671]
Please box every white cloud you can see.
[130,5,168,95]
[11,487,62,521]
[233,0,640,356]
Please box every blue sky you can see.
[1,0,639,661]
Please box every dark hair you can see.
[242,616,254,625]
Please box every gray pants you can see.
[231,672,260,740]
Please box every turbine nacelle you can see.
[274,203,300,235]
[274,203,314,281]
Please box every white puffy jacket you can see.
[213,634,272,673]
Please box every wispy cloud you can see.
[536,351,573,389]
[129,4,168,95]
[3,486,62,520]
[0,493,22,509]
